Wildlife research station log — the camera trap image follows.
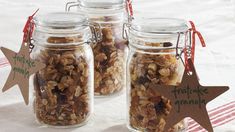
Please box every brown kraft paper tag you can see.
[149,59,229,132]
[1,42,45,105]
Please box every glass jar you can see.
[125,18,189,132]
[31,12,99,127]
[67,0,129,96]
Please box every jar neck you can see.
[128,31,188,54]
[78,1,126,13]
[33,26,92,46]
[79,6,127,24]
[80,6,125,13]
[129,42,179,55]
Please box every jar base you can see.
[94,88,124,98]
[127,124,187,132]
[35,115,92,129]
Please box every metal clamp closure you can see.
[89,22,102,43]
[122,23,131,40]
[66,1,80,11]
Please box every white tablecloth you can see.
[0,0,235,131]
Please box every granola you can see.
[93,25,128,96]
[128,42,185,132]
[33,37,93,126]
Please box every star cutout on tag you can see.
[149,59,229,132]
[1,43,45,105]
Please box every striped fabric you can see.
[0,57,8,68]
[187,101,235,132]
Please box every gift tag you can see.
[150,59,229,132]
[0,10,45,105]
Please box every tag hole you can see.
[176,55,180,60]
[188,71,193,75]
[24,43,27,46]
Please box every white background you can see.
[0,0,235,131]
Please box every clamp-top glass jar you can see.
[31,12,100,127]
[125,18,189,132]
[67,0,129,96]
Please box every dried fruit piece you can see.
[95,53,107,62]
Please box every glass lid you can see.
[78,0,126,10]
[130,18,189,34]
[33,12,88,29]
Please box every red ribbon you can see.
[126,0,133,17]
[184,21,206,71]
[22,9,39,43]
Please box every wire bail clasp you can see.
[175,32,190,67]
[89,22,102,43]
[122,23,131,40]
[66,1,80,12]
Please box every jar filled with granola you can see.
[31,12,99,127]
[67,0,129,96]
[125,18,189,132]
